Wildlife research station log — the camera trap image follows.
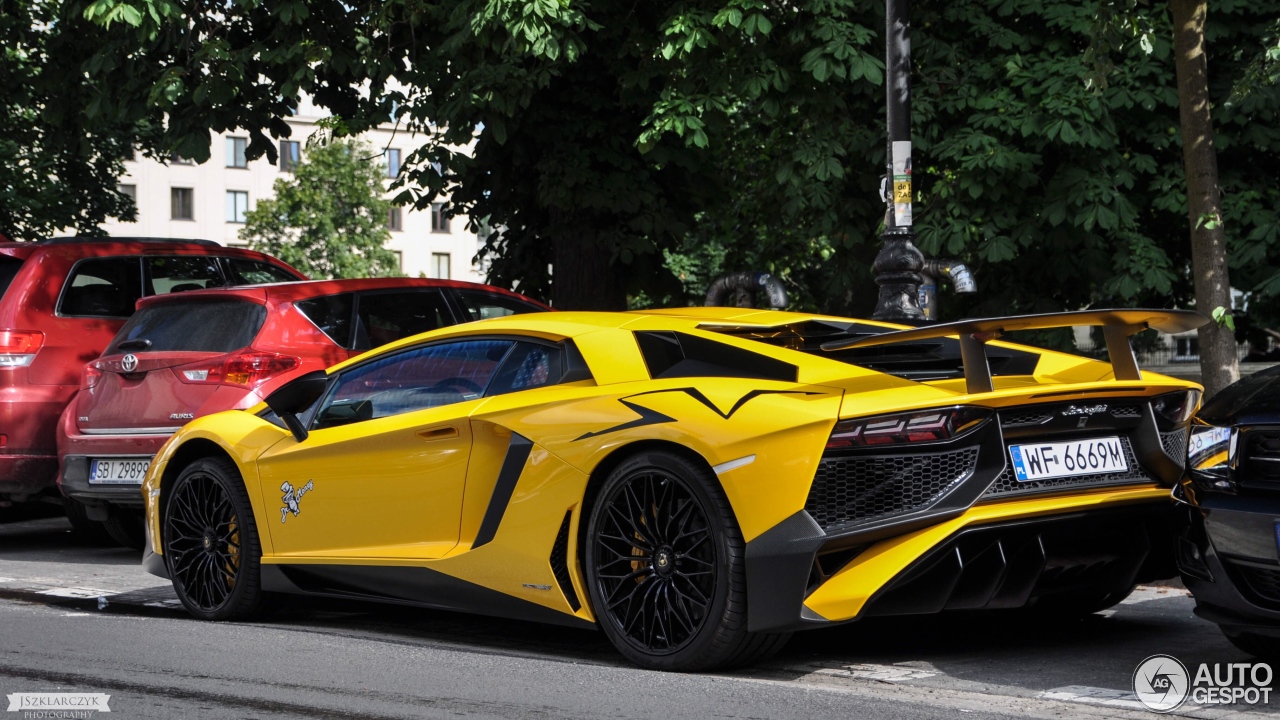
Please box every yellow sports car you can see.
[141,307,1205,670]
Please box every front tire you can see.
[584,450,789,671]
[163,456,273,620]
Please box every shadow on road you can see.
[0,515,140,566]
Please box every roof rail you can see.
[38,236,222,247]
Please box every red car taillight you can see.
[0,330,44,367]
[826,406,993,449]
[84,362,104,389]
[178,351,300,390]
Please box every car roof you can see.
[134,276,551,309]
[0,237,300,265]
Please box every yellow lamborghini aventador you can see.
[141,306,1205,670]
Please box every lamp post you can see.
[870,0,926,322]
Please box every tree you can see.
[1170,0,1236,394]
[0,0,150,240]
[77,0,1280,327]
[1087,0,1280,394]
[75,0,886,309]
[240,139,400,279]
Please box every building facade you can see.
[99,102,482,282]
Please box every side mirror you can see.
[265,370,329,442]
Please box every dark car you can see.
[56,277,549,547]
[1176,365,1280,657]
[0,237,304,517]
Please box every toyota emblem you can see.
[121,354,138,373]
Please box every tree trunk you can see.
[1171,0,1238,397]
[551,221,627,310]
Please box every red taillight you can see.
[826,406,993,449]
[178,351,300,389]
[84,362,104,389]
[0,330,44,367]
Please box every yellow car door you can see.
[256,338,518,560]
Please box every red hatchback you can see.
[57,277,548,546]
[0,237,304,510]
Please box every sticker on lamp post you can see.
[892,140,913,226]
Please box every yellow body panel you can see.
[142,308,1202,629]
[801,485,1172,622]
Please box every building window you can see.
[386,148,401,178]
[431,203,450,233]
[386,207,402,232]
[118,184,136,201]
[226,137,248,168]
[171,188,194,220]
[169,152,193,165]
[226,191,249,223]
[393,250,404,272]
[432,253,451,280]
[279,140,300,172]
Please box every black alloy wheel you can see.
[584,450,790,671]
[164,456,273,620]
[593,465,716,654]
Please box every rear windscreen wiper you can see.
[115,339,153,351]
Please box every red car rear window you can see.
[108,300,267,354]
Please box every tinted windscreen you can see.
[225,258,301,285]
[455,291,542,321]
[59,257,143,317]
[0,257,22,302]
[354,290,454,350]
[109,301,266,354]
[296,293,355,348]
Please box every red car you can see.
[56,277,549,546]
[0,237,304,514]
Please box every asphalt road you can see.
[0,513,1275,719]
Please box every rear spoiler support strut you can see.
[822,309,1208,395]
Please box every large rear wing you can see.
[820,309,1208,394]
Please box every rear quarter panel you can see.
[474,377,844,543]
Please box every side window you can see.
[313,340,513,429]
[147,256,225,295]
[224,258,299,286]
[59,258,143,318]
[455,291,541,322]
[486,343,564,396]
[353,290,454,351]
[295,294,355,348]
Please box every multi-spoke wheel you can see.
[163,456,272,620]
[584,450,790,671]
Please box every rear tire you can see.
[103,507,147,550]
[163,456,275,620]
[583,450,790,671]
[61,497,114,544]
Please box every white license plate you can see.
[1008,437,1126,481]
[88,457,152,485]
